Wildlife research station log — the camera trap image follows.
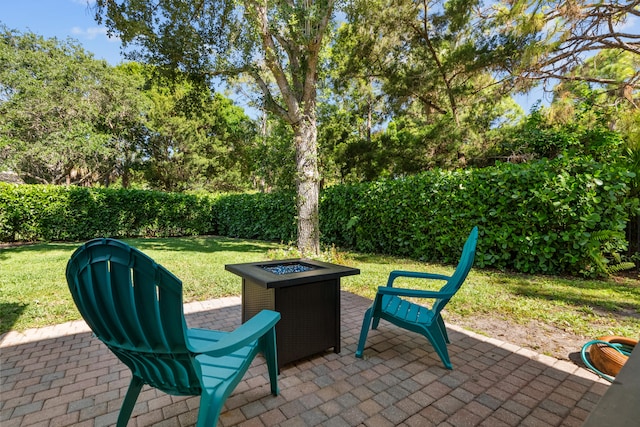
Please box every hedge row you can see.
[321,157,636,275]
[214,191,296,242]
[1,157,636,275]
[0,186,218,241]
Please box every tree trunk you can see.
[121,157,132,189]
[294,112,321,256]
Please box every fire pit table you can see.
[225,259,360,368]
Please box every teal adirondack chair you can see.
[355,227,478,369]
[66,238,280,427]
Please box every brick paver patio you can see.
[1,292,609,426]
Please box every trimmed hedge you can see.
[0,185,217,241]
[213,191,297,242]
[1,156,636,275]
[320,157,636,275]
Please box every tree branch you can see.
[409,0,459,124]
[246,0,299,122]
[515,0,640,94]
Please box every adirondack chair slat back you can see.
[431,227,478,314]
[66,238,200,395]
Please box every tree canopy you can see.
[507,0,639,92]
[0,25,145,185]
[0,26,256,190]
[94,0,338,254]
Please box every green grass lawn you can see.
[1,236,639,341]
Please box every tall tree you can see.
[140,71,257,192]
[0,26,145,186]
[94,0,336,255]
[334,0,525,168]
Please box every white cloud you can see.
[71,26,119,42]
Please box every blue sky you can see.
[2,0,124,65]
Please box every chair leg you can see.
[356,306,375,358]
[261,328,279,396]
[371,295,383,330]
[196,388,225,427]
[425,325,452,369]
[117,376,144,427]
[436,314,450,343]
[372,315,381,330]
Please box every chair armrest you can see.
[386,270,451,287]
[377,286,455,299]
[186,310,280,356]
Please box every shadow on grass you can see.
[124,236,275,254]
[512,276,640,319]
[0,241,79,254]
[0,302,27,334]
[1,236,276,256]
